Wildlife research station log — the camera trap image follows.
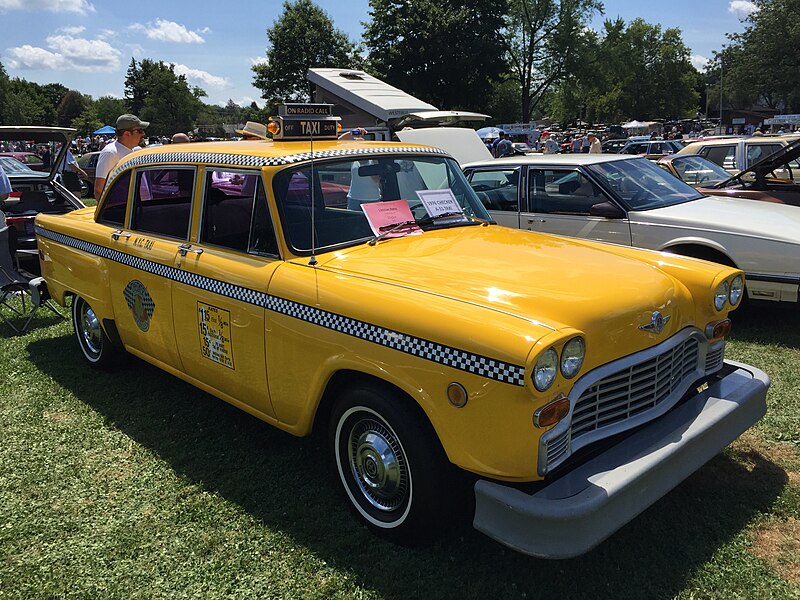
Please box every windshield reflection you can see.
[273,156,492,254]
[587,157,704,210]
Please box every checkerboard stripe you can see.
[36,226,525,386]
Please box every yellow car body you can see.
[35,129,768,558]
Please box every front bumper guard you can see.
[473,360,769,559]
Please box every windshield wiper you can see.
[368,220,419,246]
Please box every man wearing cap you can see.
[94,114,148,199]
[541,131,559,154]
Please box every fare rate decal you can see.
[198,301,234,369]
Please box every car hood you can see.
[308,225,696,338]
[635,195,800,244]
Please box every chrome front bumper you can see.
[473,360,769,559]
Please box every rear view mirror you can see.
[590,201,625,219]
[358,163,400,177]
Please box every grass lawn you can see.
[1,301,798,599]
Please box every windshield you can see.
[587,157,704,210]
[273,155,491,253]
[667,155,730,186]
[0,156,40,176]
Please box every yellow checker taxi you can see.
[35,105,769,558]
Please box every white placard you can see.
[415,189,466,222]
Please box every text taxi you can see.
[35,104,769,558]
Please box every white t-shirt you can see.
[95,140,134,182]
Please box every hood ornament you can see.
[640,311,670,334]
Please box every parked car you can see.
[677,134,800,177]
[34,104,767,559]
[0,127,85,268]
[0,155,38,176]
[76,150,101,191]
[619,139,684,160]
[661,138,800,206]
[0,151,46,171]
[512,142,533,155]
[601,138,628,153]
[463,153,800,304]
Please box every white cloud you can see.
[130,19,206,44]
[173,64,228,88]
[0,0,94,13]
[5,34,121,72]
[691,54,709,71]
[729,1,758,20]
[59,25,86,35]
[250,56,269,66]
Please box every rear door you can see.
[464,167,522,228]
[170,168,281,417]
[106,166,195,370]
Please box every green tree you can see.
[364,0,507,112]
[0,60,9,125]
[123,59,206,135]
[71,106,103,136]
[504,0,602,121]
[714,0,800,113]
[93,96,127,126]
[57,90,88,127]
[252,0,361,103]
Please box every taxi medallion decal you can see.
[123,280,155,332]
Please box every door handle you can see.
[111,229,131,240]
[527,218,546,223]
[178,243,203,257]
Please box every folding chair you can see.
[0,228,63,334]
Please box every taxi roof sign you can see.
[271,103,340,141]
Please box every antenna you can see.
[308,130,317,266]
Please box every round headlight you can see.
[714,280,730,311]
[729,275,744,306]
[561,337,585,379]
[533,348,558,392]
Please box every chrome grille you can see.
[570,337,700,440]
[705,341,725,373]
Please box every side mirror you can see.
[589,201,625,219]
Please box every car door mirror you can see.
[590,201,625,218]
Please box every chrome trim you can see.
[538,327,720,476]
[744,272,800,285]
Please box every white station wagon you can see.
[462,153,800,304]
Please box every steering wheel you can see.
[630,188,648,205]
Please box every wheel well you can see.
[312,370,431,438]
[665,244,737,268]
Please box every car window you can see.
[623,143,645,154]
[699,145,737,170]
[529,169,605,215]
[200,169,278,256]
[96,171,132,227]
[587,157,703,210]
[746,144,782,168]
[669,156,730,186]
[467,169,519,211]
[130,167,194,239]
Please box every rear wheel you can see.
[330,382,456,544]
[72,296,118,367]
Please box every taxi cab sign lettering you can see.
[271,102,340,141]
[198,302,234,369]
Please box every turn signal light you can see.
[705,319,732,340]
[534,393,570,428]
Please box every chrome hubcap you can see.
[80,303,102,356]
[349,418,408,511]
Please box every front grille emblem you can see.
[640,310,670,334]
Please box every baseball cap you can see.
[116,114,149,130]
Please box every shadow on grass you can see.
[730,301,800,349]
[27,334,788,600]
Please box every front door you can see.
[522,168,632,245]
[465,167,522,229]
[171,168,281,418]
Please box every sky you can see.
[0,0,759,112]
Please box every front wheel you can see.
[72,296,118,367]
[330,383,457,544]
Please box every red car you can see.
[0,151,47,171]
